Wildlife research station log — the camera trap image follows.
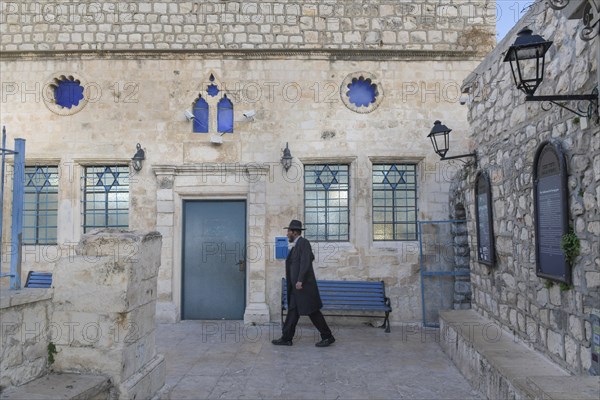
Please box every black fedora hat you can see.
[284,220,305,230]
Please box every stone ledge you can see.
[0,288,53,310]
[439,310,598,400]
[0,373,111,400]
[118,354,166,400]
[0,48,485,62]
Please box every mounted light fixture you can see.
[131,143,145,172]
[427,121,477,163]
[281,142,293,171]
[503,27,599,120]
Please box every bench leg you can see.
[382,312,390,333]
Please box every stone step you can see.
[439,310,599,400]
[0,373,111,400]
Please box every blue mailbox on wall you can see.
[275,237,288,259]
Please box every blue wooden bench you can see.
[25,271,53,288]
[281,278,392,332]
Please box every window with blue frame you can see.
[193,96,209,133]
[23,166,59,244]
[191,75,235,134]
[372,164,417,241]
[217,95,234,133]
[346,76,378,108]
[304,164,350,241]
[82,166,129,233]
[53,76,85,109]
[207,74,220,97]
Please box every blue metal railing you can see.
[418,219,470,328]
[0,126,26,289]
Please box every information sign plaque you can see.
[533,141,570,284]
[475,172,495,266]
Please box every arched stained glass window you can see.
[193,96,209,133]
[217,95,233,133]
[207,74,220,97]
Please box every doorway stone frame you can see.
[153,164,270,324]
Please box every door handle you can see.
[236,259,245,272]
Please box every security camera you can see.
[210,134,224,145]
[243,110,256,119]
[184,110,195,121]
[459,94,469,105]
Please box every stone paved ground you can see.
[157,321,482,400]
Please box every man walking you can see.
[272,220,335,347]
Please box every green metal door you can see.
[182,200,246,319]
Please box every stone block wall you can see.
[452,205,471,309]
[51,229,166,398]
[0,0,495,325]
[0,290,53,388]
[0,0,495,53]
[0,53,481,325]
[451,5,599,374]
[0,230,166,398]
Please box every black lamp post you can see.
[504,27,598,119]
[281,142,293,171]
[132,143,145,172]
[428,121,477,162]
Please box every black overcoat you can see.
[285,236,323,315]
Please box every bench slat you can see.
[322,300,389,305]
[25,272,53,288]
[318,282,384,287]
[318,284,384,289]
[322,305,392,311]
[283,294,387,300]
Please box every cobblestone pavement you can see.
[157,321,481,400]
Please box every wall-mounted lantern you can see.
[281,143,293,171]
[131,143,145,172]
[427,121,477,163]
[503,27,599,120]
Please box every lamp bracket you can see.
[547,0,600,41]
[525,87,599,121]
[440,153,477,165]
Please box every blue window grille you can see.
[23,166,59,244]
[304,164,349,242]
[373,164,418,241]
[346,76,378,108]
[82,166,129,233]
[53,77,84,109]
[207,74,220,97]
[193,96,209,133]
[217,95,234,133]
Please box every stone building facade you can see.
[0,1,495,325]
[450,4,599,374]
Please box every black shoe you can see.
[271,338,293,346]
[315,337,335,347]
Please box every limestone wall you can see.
[0,0,495,53]
[0,290,53,387]
[0,230,165,398]
[0,0,493,325]
[51,229,166,399]
[453,5,599,374]
[0,54,480,325]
